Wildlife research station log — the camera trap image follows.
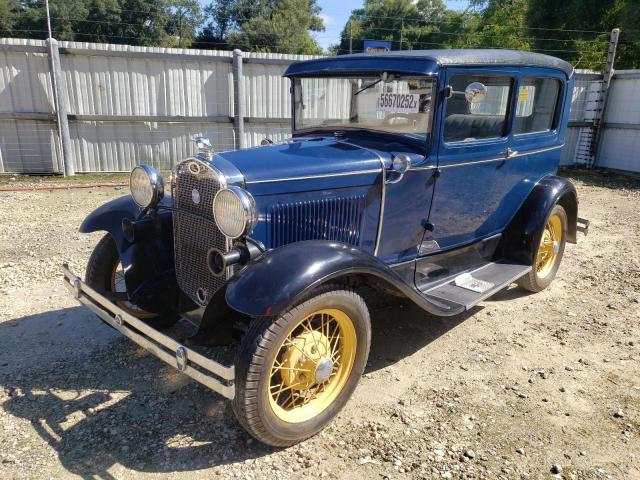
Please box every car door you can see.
[422,68,518,253]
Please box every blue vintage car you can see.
[63,49,589,446]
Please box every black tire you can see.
[232,286,371,447]
[85,234,179,330]
[517,204,568,293]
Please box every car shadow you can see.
[0,300,477,478]
[365,295,479,373]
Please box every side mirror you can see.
[386,154,412,184]
[464,82,487,103]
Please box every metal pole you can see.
[349,21,353,54]
[45,0,75,176]
[591,27,620,168]
[232,49,245,150]
[45,0,53,38]
[399,17,404,50]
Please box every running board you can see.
[420,262,531,311]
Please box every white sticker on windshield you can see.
[376,93,420,113]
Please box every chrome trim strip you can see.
[409,164,438,171]
[418,143,565,172]
[509,143,565,158]
[62,264,235,399]
[245,168,381,184]
[439,156,506,168]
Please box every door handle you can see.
[506,148,518,158]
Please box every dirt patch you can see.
[0,170,638,479]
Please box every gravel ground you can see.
[0,169,638,479]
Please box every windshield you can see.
[293,75,434,137]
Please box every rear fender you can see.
[499,175,578,265]
[225,240,464,318]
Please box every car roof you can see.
[284,49,574,78]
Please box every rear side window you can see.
[444,75,513,143]
[514,77,561,134]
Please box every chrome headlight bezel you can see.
[129,164,164,208]
[212,186,258,239]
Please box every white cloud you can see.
[319,13,334,27]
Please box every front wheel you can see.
[517,204,568,292]
[85,234,179,330]
[232,287,371,447]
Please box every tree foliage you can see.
[0,0,637,66]
[197,0,324,53]
[334,0,638,70]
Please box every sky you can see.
[314,0,471,51]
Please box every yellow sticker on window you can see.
[518,88,529,102]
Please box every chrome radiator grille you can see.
[172,159,228,306]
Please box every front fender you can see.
[79,195,179,311]
[500,175,578,265]
[80,195,142,251]
[225,240,464,318]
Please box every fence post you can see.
[46,38,74,176]
[232,49,245,150]
[591,27,620,168]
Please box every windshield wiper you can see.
[354,78,382,96]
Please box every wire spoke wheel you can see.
[267,308,357,423]
[232,287,371,446]
[518,205,567,293]
[536,212,563,279]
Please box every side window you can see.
[444,75,513,143]
[514,77,560,134]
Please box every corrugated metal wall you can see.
[0,41,61,173]
[0,38,638,174]
[597,71,640,171]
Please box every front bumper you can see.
[62,263,235,399]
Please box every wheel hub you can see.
[314,357,334,383]
[280,331,331,390]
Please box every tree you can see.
[0,0,20,37]
[469,0,530,50]
[163,0,202,47]
[528,0,637,70]
[197,0,324,53]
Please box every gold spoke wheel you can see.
[535,212,563,279]
[268,308,357,423]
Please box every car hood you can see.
[217,137,383,190]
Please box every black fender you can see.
[225,240,464,318]
[79,195,182,312]
[80,195,143,251]
[499,175,578,266]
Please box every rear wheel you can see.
[232,287,371,447]
[517,204,567,292]
[85,234,179,330]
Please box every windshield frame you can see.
[290,72,438,141]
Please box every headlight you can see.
[129,164,164,208]
[213,186,257,239]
